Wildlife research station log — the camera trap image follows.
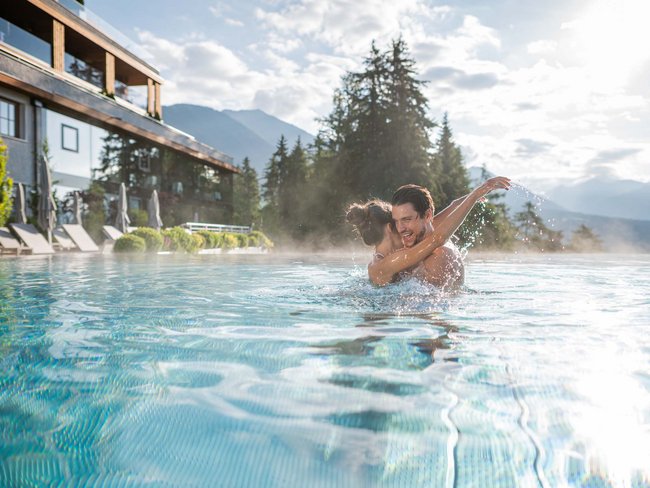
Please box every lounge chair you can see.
[53,227,77,251]
[62,224,99,252]
[101,225,125,253]
[9,223,54,254]
[0,227,31,255]
[102,225,124,241]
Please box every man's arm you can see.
[368,177,511,286]
[432,195,468,227]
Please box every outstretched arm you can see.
[368,177,511,286]
[432,195,467,227]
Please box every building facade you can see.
[0,0,237,228]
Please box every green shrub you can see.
[221,233,238,249]
[114,234,146,253]
[196,230,219,249]
[247,232,260,247]
[0,139,14,227]
[233,233,249,248]
[249,230,273,248]
[191,233,205,251]
[162,226,195,253]
[131,227,163,253]
[212,232,224,247]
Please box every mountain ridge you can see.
[163,104,315,175]
[162,104,649,250]
[468,166,650,251]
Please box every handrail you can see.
[181,222,251,234]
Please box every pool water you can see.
[1,253,649,487]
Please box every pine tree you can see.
[233,157,260,227]
[261,136,289,236]
[569,224,603,252]
[514,201,564,252]
[0,138,14,227]
[433,113,469,209]
[278,138,309,239]
[457,165,517,250]
[383,38,439,199]
[306,38,440,242]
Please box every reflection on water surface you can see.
[0,253,649,487]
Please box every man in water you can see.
[391,184,464,287]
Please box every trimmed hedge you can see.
[130,227,163,253]
[114,234,146,253]
[162,227,196,253]
[196,230,219,249]
[249,230,273,248]
[233,233,248,248]
[118,228,275,253]
[191,233,205,251]
[221,233,238,249]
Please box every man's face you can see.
[392,203,429,248]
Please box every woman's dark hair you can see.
[346,199,393,246]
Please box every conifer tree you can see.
[261,136,289,236]
[514,201,564,251]
[278,138,309,239]
[457,165,517,250]
[569,224,603,252]
[433,113,470,209]
[307,38,440,242]
[233,157,260,227]
[383,38,439,200]
[0,138,14,227]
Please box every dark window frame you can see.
[0,97,20,138]
[61,123,79,152]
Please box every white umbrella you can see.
[147,189,163,230]
[115,182,130,233]
[72,191,83,225]
[15,182,27,224]
[37,153,57,244]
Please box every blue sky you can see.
[89,0,650,192]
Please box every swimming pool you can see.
[1,253,649,487]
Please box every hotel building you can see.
[0,0,237,227]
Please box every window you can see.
[61,124,78,152]
[138,152,150,172]
[0,98,19,138]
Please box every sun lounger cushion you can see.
[62,224,99,252]
[102,225,124,241]
[53,227,77,251]
[9,223,54,254]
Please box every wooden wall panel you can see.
[154,82,162,119]
[52,19,64,71]
[105,52,115,95]
[147,78,155,116]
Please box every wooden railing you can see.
[181,222,251,234]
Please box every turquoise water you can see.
[1,253,649,487]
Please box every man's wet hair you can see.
[391,184,435,217]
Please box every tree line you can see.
[231,38,602,252]
[231,39,602,253]
[0,38,602,253]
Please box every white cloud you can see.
[209,3,243,27]
[527,39,557,54]
[136,1,650,189]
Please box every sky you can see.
[88,0,650,193]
